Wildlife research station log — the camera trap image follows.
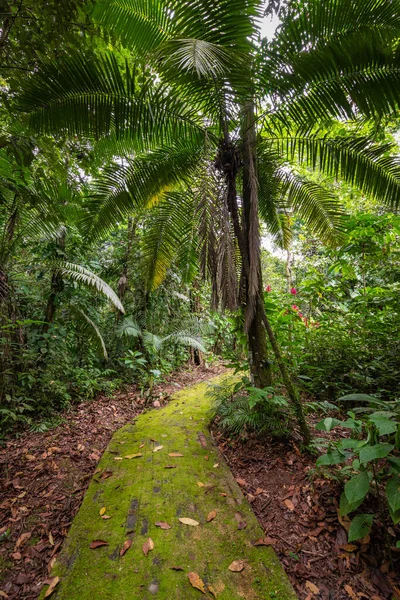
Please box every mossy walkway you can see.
[43,375,296,600]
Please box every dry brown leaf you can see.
[142,537,154,556]
[44,576,60,598]
[341,544,358,553]
[305,581,320,595]
[48,556,57,573]
[0,591,9,598]
[101,515,112,520]
[208,584,218,598]
[284,499,295,511]
[253,537,277,546]
[15,532,31,550]
[153,445,163,452]
[155,521,171,530]
[235,478,247,487]
[124,453,143,459]
[77,444,84,452]
[188,572,206,594]
[25,454,36,461]
[207,510,217,522]
[48,532,54,546]
[139,443,145,448]
[99,507,107,516]
[11,552,21,560]
[228,560,246,572]
[90,539,109,549]
[170,566,184,571]
[255,488,265,496]
[179,517,199,526]
[344,585,358,600]
[168,453,183,457]
[164,465,177,469]
[120,539,132,556]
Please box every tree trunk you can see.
[242,101,272,387]
[118,217,135,304]
[43,230,66,333]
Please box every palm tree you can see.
[18,0,400,442]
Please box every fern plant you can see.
[209,377,291,440]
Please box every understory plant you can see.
[209,377,291,440]
[316,393,400,543]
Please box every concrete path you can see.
[42,375,296,599]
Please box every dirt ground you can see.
[1,366,399,600]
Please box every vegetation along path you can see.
[42,375,296,599]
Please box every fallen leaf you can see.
[188,572,206,594]
[168,453,183,457]
[153,446,163,452]
[101,515,112,520]
[77,444,84,451]
[164,465,177,469]
[142,538,154,556]
[90,539,109,549]
[197,482,205,487]
[220,493,227,497]
[228,560,246,572]
[344,585,358,600]
[253,537,278,546]
[284,499,295,511]
[48,556,57,573]
[255,488,265,496]
[155,521,171,530]
[213,463,219,468]
[0,591,9,598]
[99,507,107,516]
[120,539,132,556]
[208,584,218,598]
[15,532,31,550]
[11,552,21,560]
[17,491,26,499]
[207,510,217,522]
[100,470,113,480]
[341,543,358,553]
[124,453,143,459]
[44,576,60,598]
[237,521,247,530]
[170,566,184,571]
[235,478,247,487]
[139,443,145,448]
[25,454,36,461]
[48,532,54,546]
[179,518,199,526]
[114,457,123,461]
[305,581,320,595]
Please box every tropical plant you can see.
[316,393,400,542]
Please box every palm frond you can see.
[60,262,125,313]
[116,316,142,338]
[76,309,108,360]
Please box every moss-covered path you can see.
[43,375,296,600]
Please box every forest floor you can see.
[0,366,399,600]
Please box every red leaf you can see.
[90,539,109,549]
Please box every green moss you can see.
[42,375,297,599]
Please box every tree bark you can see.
[43,229,66,333]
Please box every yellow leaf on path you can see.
[99,507,106,516]
[120,539,132,556]
[207,510,217,522]
[305,581,320,595]
[228,560,246,572]
[284,499,295,511]
[0,591,9,598]
[124,453,143,459]
[48,556,57,573]
[179,518,199,526]
[44,576,60,598]
[208,584,218,598]
[142,538,154,556]
[213,463,219,468]
[114,457,123,461]
[188,572,206,594]
[153,446,163,452]
[168,453,183,457]
[48,532,54,546]
[197,482,204,487]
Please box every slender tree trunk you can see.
[43,230,66,333]
[242,101,272,387]
[241,101,310,444]
[118,217,135,304]
[189,278,202,366]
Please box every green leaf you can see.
[339,491,365,516]
[316,449,352,466]
[315,417,342,432]
[359,443,395,464]
[389,507,400,526]
[344,471,370,504]
[388,457,400,473]
[348,514,374,542]
[386,476,400,513]
[338,394,383,403]
[368,415,397,436]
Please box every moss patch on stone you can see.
[42,375,297,599]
